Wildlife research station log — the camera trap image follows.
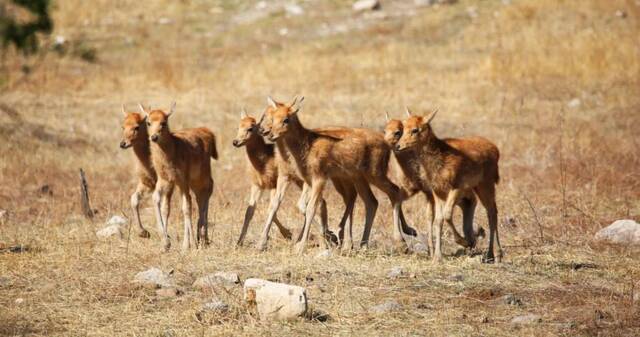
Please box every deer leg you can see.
[131,183,151,238]
[442,188,462,257]
[237,184,262,247]
[424,191,435,257]
[257,175,289,251]
[398,205,417,237]
[475,183,501,263]
[195,182,212,248]
[369,177,402,246]
[333,179,357,252]
[354,179,378,249]
[294,177,327,255]
[460,196,480,249]
[153,180,172,251]
[179,185,194,252]
[272,216,292,240]
[432,195,446,262]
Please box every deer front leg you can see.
[237,184,262,247]
[180,186,194,252]
[257,175,289,251]
[131,183,151,238]
[153,180,172,252]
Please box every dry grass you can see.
[1,0,640,335]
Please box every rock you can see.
[202,299,229,313]
[0,209,7,221]
[96,224,122,239]
[615,10,627,19]
[193,272,240,290]
[448,274,464,282]
[567,98,581,108]
[503,294,523,306]
[411,242,429,254]
[370,299,402,313]
[133,268,175,288]
[387,266,404,279]
[244,278,307,321]
[157,17,173,25]
[352,0,381,12]
[595,220,640,245]
[285,3,304,16]
[466,6,478,18]
[15,298,24,305]
[278,28,289,36]
[511,314,542,324]
[414,0,435,6]
[156,287,181,298]
[107,215,127,226]
[315,249,331,259]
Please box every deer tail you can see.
[210,133,218,160]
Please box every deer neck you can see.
[245,134,273,172]
[417,132,449,175]
[150,132,177,165]
[132,136,155,176]
[282,119,314,161]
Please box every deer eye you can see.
[247,126,253,132]
[282,117,289,125]
[146,121,151,126]
[411,128,419,135]
[133,126,139,131]
[394,130,402,137]
[161,122,167,127]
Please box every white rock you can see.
[414,0,435,6]
[133,268,175,288]
[387,266,404,278]
[466,6,478,18]
[15,298,24,305]
[511,314,542,324]
[255,1,268,10]
[285,3,304,16]
[567,98,581,108]
[157,17,173,25]
[352,0,381,12]
[244,278,307,321]
[106,215,127,227]
[193,272,240,290]
[315,249,331,259]
[370,299,402,313]
[595,219,640,245]
[278,27,289,36]
[96,224,122,239]
[202,299,229,312]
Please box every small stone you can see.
[96,224,122,239]
[370,300,402,314]
[157,17,173,25]
[411,242,429,254]
[466,6,478,18]
[503,294,523,306]
[202,299,229,313]
[511,314,542,324]
[278,28,289,36]
[244,278,307,321]
[285,3,304,16]
[352,0,381,12]
[156,287,181,298]
[106,215,127,226]
[567,98,581,108]
[615,10,627,18]
[193,272,240,290]
[448,274,464,282]
[15,298,24,305]
[0,209,7,221]
[595,220,640,245]
[387,266,404,279]
[414,0,435,6]
[133,267,175,288]
[315,249,331,259]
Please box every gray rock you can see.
[595,220,640,245]
[414,0,435,6]
[133,267,175,288]
[244,278,307,321]
[96,224,122,239]
[285,3,304,16]
[352,0,381,12]
[448,274,464,282]
[106,215,127,226]
[193,272,240,290]
[202,299,229,313]
[511,314,542,324]
[387,266,404,279]
[370,299,402,313]
[503,294,523,306]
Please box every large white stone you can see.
[193,272,240,290]
[106,215,127,227]
[133,268,175,288]
[244,278,307,321]
[595,219,640,245]
[96,224,122,239]
[352,0,380,12]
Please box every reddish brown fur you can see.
[120,109,156,239]
[396,110,501,262]
[261,97,407,254]
[144,104,217,251]
[384,117,484,250]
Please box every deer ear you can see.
[167,102,176,118]
[267,96,278,108]
[240,108,248,119]
[122,104,127,117]
[424,107,439,125]
[405,106,412,117]
[384,111,390,122]
[138,103,147,116]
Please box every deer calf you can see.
[119,105,157,239]
[383,113,484,252]
[396,108,501,262]
[143,103,218,251]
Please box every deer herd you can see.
[119,96,502,263]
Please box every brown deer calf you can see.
[142,103,218,251]
[119,105,157,239]
[396,109,501,262]
[383,113,484,252]
[261,96,407,254]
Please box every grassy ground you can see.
[1,0,639,335]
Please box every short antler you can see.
[384,110,390,122]
[425,107,439,124]
[240,108,248,119]
[405,106,412,117]
[138,103,147,115]
[167,102,176,117]
[121,104,127,117]
[267,96,277,108]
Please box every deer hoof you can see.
[138,229,151,239]
[293,242,306,255]
[256,241,268,252]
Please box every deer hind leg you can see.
[257,175,289,251]
[294,177,327,255]
[153,180,173,251]
[399,206,417,237]
[237,185,262,247]
[369,177,402,246]
[195,182,213,248]
[354,178,378,249]
[333,178,357,252]
[272,216,292,240]
[431,194,447,262]
[295,182,334,246]
[423,191,435,257]
[131,183,151,238]
[475,182,502,263]
[459,195,481,249]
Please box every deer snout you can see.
[150,134,159,142]
[232,139,241,147]
[119,141,130,149]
